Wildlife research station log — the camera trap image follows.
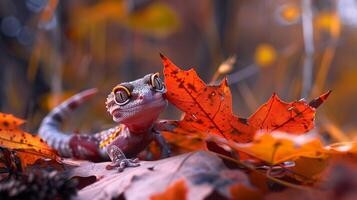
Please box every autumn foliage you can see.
[0,55,356,200]
[150,179,188,200]
[0,113,59,171]
[156,55,357,198]
[161,54,330,142]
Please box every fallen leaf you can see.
[68,151,254,200]
[162,132,207,154]
[0,128,58,160]
[230,183,263,200]
[264,188,327,200]
[215,133,357,184]
[324,141,357,162]
[0,113,25,129]
[325,141,357,154]
[15,151,46,170]
[265,161,357,200]
[224,132,325,165]
[0,112,59,170]
[150,179,188,200]
[288,156,329,184]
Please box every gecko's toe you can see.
[106,158,140,172]
[127,161,140,167]
[131,158,139,163]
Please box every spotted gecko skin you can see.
[38,73,170,162]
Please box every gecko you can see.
[38,73,171,172]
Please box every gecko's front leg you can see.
[154,131,171,158]
[153,120,177,158]
[106,145,140,172]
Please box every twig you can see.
[210,56,236,84]
[301,0,315,98]
[311,2,340,97]
[212,152,312,190]
[226,64,258,85]
[311,44,336,97]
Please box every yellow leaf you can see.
[230,132,325,165]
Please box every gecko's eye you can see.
[112,85,131,105]
[150,73,165,93]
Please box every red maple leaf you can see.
[160,54,330,143]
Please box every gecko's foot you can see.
[105,158,140,172]
[105,145,140,172]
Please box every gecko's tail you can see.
[38,88,100,158]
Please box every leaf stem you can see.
[212,152,311,191]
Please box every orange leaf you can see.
[154,121,207,155]
[0,112,59,166]
[248,92,330,134]
[288,156,329,183]
[288,140,357,183]
[325,141,357,153]
[0,113,25,129]
[162,131,207,153]
[150,179,188,200]
[162,54,254,143]
[15,151,45,170]
[230,183,262,200]
[227,132,325,165]
[0,128,58,160]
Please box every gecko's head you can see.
[106,73,168,125]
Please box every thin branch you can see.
[226,64,258,85]
[301,0,315,98]
[213,152,312,191]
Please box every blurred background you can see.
[0,0,356,142]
